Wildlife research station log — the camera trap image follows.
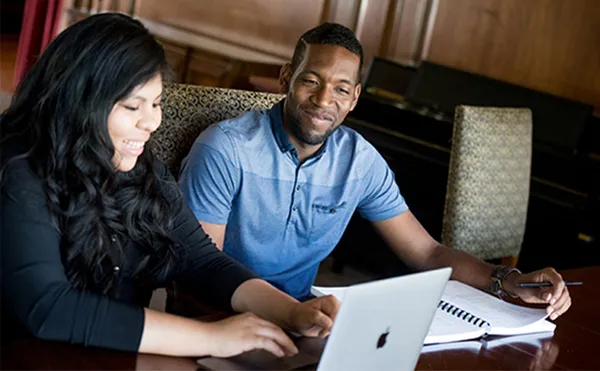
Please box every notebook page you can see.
[491,317,555,336]
[442,281,553,334]
[423,308,485,344]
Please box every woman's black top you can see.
[0,153,257,351]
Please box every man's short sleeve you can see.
[179,124,240,224]
[357,148,408,222]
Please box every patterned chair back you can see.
[441,106,533,260]
[151,84,284,174]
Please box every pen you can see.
[518,281,583,288]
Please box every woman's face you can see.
[108,74,163,172]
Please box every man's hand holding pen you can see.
[502,267,573,320]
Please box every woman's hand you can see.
[230,279,340,344]
[205,312,298,358]
[288,295,340,338]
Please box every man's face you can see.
[280,44,361,146]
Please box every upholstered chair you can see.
[441,106,533,265]
[151,83,284,174]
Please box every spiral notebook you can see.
[311,280,555,345]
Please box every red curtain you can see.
[13,0,63,88]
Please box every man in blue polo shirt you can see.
[179,23,571,319]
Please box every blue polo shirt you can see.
[179,100,408,299]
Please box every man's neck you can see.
[287,135,322,162]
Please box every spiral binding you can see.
[438,300,491,329]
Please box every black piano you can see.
[333,59,600,276]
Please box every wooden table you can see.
[2,266,599,370]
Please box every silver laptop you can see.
[316,267,451,371]
[197,267,451,371]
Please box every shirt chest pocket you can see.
[309,201,347,246]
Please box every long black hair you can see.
[1,13,177,295]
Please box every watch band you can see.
[490,265,521,298]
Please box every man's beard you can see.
[285,106,337,146]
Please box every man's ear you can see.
[350,83,362,111]
[279,63,293,94]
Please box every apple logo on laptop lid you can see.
[377,327,390,349]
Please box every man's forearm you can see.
[424,243,494,291]
[373,212,496,292]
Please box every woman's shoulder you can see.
[147,153,181,200]
[148,153,173,180]
[1,152,46,205]
[1,141,42,185]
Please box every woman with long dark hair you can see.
[1,13,338,357]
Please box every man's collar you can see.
[269,100,295,153]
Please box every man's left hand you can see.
[504,267,572,320]
[288,295,340,338]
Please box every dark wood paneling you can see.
[427,0,600,109]
[156,38,188,83]
[383,0,433,64]
[185,49,239,87]
[322,0,361,28]
[70,0,132,13]
[60,0,599,109]
[353,0,391,73]
[136,0,326,59]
